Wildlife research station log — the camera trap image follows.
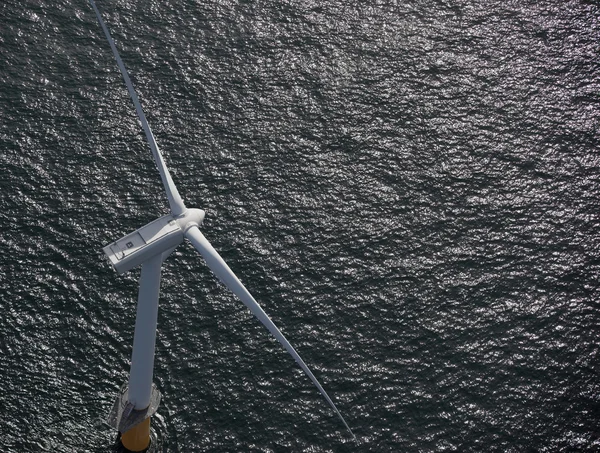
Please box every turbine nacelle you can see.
[103,208,205,275]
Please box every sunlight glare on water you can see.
[1,0,599,451]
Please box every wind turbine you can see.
[88,1,354,451]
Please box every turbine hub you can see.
[175,208,205,233]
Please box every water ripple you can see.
[1,0,599,451]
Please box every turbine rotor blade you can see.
[88,0,186,216]
[185,226,355,439]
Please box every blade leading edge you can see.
[88,0,186,216]
[185,226,355,439]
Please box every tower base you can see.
[120,417,151,452]
[106,382,161,451]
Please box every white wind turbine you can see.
[88,1,354,451]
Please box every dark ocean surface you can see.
[1,0,600,451]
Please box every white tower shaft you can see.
[128,253,162,410]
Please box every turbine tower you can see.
[88,1,354,451]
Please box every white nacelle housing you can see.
[103,214,184,275]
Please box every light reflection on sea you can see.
[1,0,599,451]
